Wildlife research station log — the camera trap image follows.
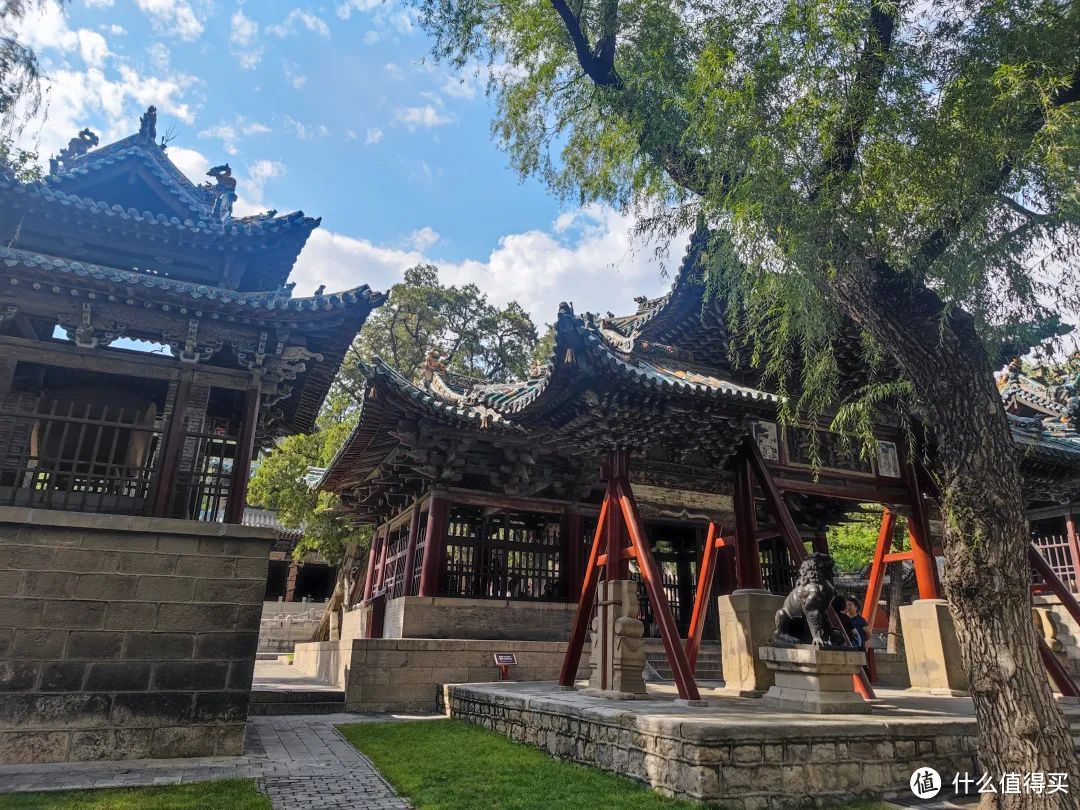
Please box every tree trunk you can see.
[311,545,363,643]
[831,268,1079,808]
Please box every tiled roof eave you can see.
[0,246,385,316]
[1,176,319,238]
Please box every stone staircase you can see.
[248,687,347,716]
[644,640,722,683]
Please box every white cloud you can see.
[147,42,170,69]
[291,206,683,320]
[266,9,331,38]
[336,0,384,19]
[285,117,329,141]
[167,146,210,185]
[237,159,287,212]
[230,10,262,69]
[408,226,440,251]
[133,0,204,41]
[362,30,381,45]
[365,127,383,144]
[198,117,271,156]
[107,24,127,36]
[384,62,405,81]
[77,29,109,67]
[282,60,307,90]
[394,105,455,130]
[85,0,115,6]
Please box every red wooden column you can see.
[559,507,583,601]
[374,525,391,593]
[905,464,940,600]
[401,502,422,596]
[153,367,194,517]
[861,508,896,631]
[1066,510,1080,592]
[361,533,380,603]
[226,384,262,524]
[733,452,763,589]
[417,491,450,597]
[284,561,300,602]
[604,454,630,579]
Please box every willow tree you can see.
[416,0,1080,795]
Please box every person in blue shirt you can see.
[844,597,870,649]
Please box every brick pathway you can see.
[0,714,435,809]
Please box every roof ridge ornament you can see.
[201,164,237,222]
[138,106,157,142]
[48,128,100,176]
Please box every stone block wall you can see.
[0,507,273,763]
[446,684,979,809]
[292,637,589,712]
[383,596,576,642]
[871,651,911,688]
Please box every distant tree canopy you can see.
[352,263,539,385]
[248,263,541,563]
[826,505,909,574]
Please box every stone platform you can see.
[443,681,1080,809]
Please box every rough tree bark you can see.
[535,1,1079,800]
[831,268,1080,808]
[312,545,363,642]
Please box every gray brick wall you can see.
[0,507,273,764]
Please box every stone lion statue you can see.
[774,552,840,647]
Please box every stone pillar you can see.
[759,645,870,714]
[586,580,647,698]
[900,598,968,695]
[718,589,784,696]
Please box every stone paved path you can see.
[0,714,437,809]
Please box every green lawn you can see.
[0,778,270,810]
[339,719,695,810]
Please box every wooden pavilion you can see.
[0,107,385,522]
[323,228,1080,701]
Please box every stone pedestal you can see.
[759,645,870,714]
[718,590,784,696]
[586,580,647,698]
[900,599,967,695]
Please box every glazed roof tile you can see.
[0,246,383,313]
[2,163,319,238]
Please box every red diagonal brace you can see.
[558,494,609,687]
[615,477,701,702]
[686,522,722,671]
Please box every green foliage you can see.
[0,138,41,180]
[249,264,540,561]
[0,778,271,810]
[827,505,908,573]
[0,1,55,119]
[354,263,539,384]
[414,0,1080,438]
[531,322,557,368]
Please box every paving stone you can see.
[0,713,437,809]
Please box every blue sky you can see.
[9,0,685,324]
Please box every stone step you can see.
[248,700,348,716]
[249,688,346,716]
[249,688,345,704]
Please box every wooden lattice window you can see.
[442,508,562,601]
